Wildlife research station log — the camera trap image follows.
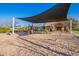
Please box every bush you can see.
[0,27,10,33]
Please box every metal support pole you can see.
[70,20,72,33]
[12,16,15,34]
[31,23,33,34]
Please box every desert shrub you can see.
[0,27,10,33]
[73,29,79,31]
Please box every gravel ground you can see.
[0,32,79,56]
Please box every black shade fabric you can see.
[18,3,71,23]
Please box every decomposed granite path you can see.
[0,32,79,56]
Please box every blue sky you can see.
[0,3,79,27]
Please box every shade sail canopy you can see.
[18,3,71,23]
